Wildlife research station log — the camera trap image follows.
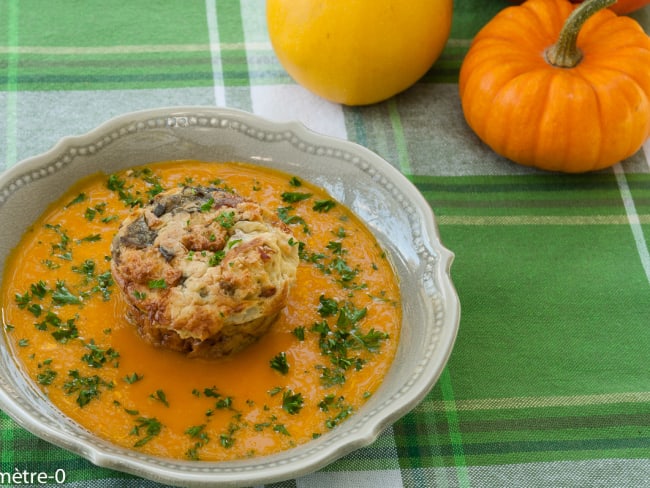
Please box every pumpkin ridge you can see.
[520,0,574,42]
[587,81,605,172]
[533,73,575,171]
[489,71,555,167]
[462,65,538,137]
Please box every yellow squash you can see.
[267,0,453,106]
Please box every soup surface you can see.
[1,161,401,461]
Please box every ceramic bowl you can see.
[0,107,459,487]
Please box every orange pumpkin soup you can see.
[0,161,401,461]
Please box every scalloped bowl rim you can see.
[0,106,460,487]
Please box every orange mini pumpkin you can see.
[509,0,650,15]
[459,0,650,173]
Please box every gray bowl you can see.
[0,107,459,487]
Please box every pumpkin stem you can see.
[545,0,616,68]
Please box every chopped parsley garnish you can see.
[133,290,147,300]
[227,239,242,249]
[36,368,57,386]
[281,389,304,415]
[273,424,290,436]
[92,271,114,301]
[316,366,346,387]
[52,281,82,305]
[254,422,271,431]
[313,199,336,212]
[209,250,226,266]
[325,404,354,429]
[317,295,339,317]
[148,279,167,289]
[72,259,95,277]
[185,424,210,460]
[107,174,144,208]
[63,370,113,407]
[36,312,80,343]
[51,319,79,343]
[219,424,238,448]
[292,326,305,341]
[203,386,221,398]
[318,394,355,429]
[31,280,48,299]
[84,202,107,221]
[216,211,236,228]
[310,299,386,388]
[270,352,289,375]
[318,393,337,412]
[331,257,359,284]
[215,396,233,410]
[64,193,86,208]
[84,208,96,221]
[281,191,312,203]
[42,259,61,270]
[145,178,165,198]
[336,303,368,330]
[150,389,170,407]
[124,372,143,384]
[277,207,309,233]
[71,261,114,301]
[81,340,120,368]
[186,424,208,438]
[352,328,390,352]
[76,233,101,243]
[45,223,71,259]
[200,197,215,212]
[131,416,163,447]
[27,304,43,317]
[15,291,31,309]
[326,241,344,254]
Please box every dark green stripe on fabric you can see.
[409,174,650,218]
[439,369,470,486]
[0,52,295,92]
[0,412,15,472]
[391,386,650,467]
[0,52,214,91]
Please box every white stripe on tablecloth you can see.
[294,426,405,488]
[298,467,404,488]
[467,459,650,488]
[420,390,650,412]
[205,0,226,107]
[52,459,650,488]
[250,84,348,140]
[613,163,650,286]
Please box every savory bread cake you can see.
[110,186,299,357]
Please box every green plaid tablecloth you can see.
[2,1,650,486]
